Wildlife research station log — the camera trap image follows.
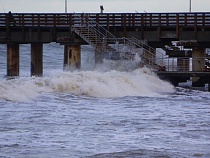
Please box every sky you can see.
[0,0,210,13]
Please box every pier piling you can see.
[63,45,81,70]
[7,44,19,77]
[31,43,43,76]
[192,48,205,87]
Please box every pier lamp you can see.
[100,5,104,14]
[65,0,67,13]
[189,0,191,12]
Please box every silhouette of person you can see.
[8,11,15,26]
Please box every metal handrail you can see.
[73,14,117,42]
[72,14,117,52]
[150,57,210,72]
[114,37,166,66]
[72,14,167,68]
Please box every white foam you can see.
[0,78,41,102]
[0,67,175,102]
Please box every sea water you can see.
[0,44,210,158]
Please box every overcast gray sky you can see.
[0,0,210,13]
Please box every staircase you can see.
[72,14,165,69]
[72,14,117,54]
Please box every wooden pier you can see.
[1,12,210,89]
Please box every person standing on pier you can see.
[7,11,15,27]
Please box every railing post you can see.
[176,13,180,39]
[166,13,169,27]
[107,14,110,31]
[202,13,205,29]
[150,14,152,27]
[122,14,127,37]
[112,14,115,26]
[38,14,40,27]
[158,14,161,39]
[21,14,25,41]
[194,13,197,39]
[185,13,187,26]
[141,14,144,39]
[69,14,72,29]
[32,14,34,26]
[5,13,9,36]
[96,14,99,25]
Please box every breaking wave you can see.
[0,67,175,102]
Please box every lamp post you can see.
[65,0,67,13]
[189,0,191,12]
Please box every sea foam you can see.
[0,67,175,102]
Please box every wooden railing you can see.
[0,12,210,28]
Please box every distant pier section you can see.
[1,12,210,89]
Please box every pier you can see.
[1,12,210,89]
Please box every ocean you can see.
[0,43,210,158]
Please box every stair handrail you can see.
[123,38,157,67]
[131,37,164,58]
[112,37,162,67]
[73,14,118,47]
[131,37,165,66]
[73,17,108,52]
[72,13,165,68]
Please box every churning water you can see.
[0,44,210,158]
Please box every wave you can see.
[0,67,175,102]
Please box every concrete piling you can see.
[7,44,19,77]
[63,45,81,69]
[192,48,205,87]
[31,43,43,76]
[95,50,103,64]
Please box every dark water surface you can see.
[0,44,210,158]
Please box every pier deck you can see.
[0,12,210,46]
